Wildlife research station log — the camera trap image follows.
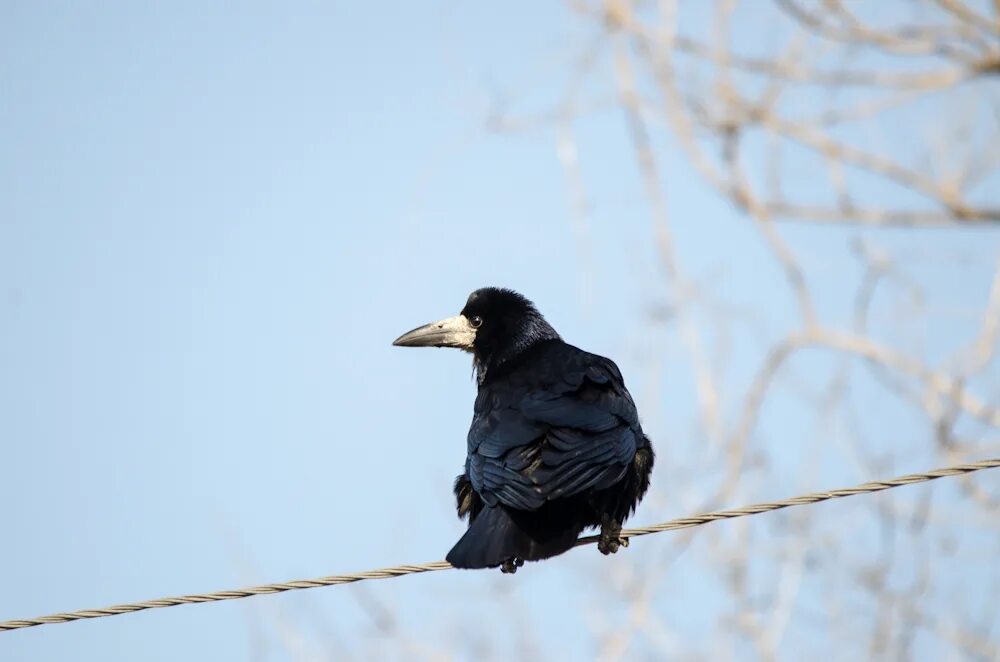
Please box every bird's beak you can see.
[392,315,476,350]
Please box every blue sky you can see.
[2,2,998,660]
[0,3,651,659]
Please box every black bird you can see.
[393,287,654,573]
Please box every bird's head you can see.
[392,287,560,377]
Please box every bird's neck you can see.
[474,323,561,384]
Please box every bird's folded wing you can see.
[468,357,640,511]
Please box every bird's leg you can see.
[499,557,524,574]
[598,514,629,555]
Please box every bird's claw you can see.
[597,535,629,555]
[500,557,524,574]
[598,516,629,555]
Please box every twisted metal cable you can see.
[2,457,997,633]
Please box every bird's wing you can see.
[467,349,641,511]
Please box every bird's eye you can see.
[470,315,483,328]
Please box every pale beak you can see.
[392,315,476,350]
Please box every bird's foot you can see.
[500,557,524,574]
[597,536,630,555]
[598,519,629,555]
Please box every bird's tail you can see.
[445,504,580,569]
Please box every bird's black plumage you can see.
[394,287,654,572]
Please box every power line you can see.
[1,457,997,633]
